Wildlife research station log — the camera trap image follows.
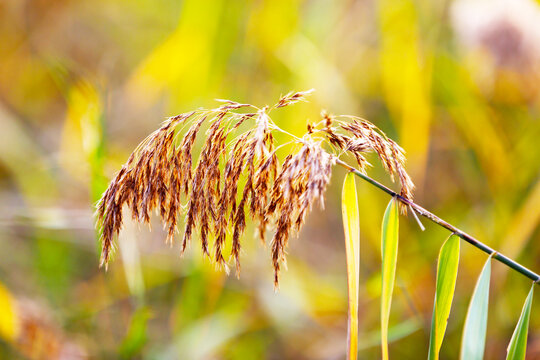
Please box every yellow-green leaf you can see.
[460,256,491,360]
[428,234,460,360]
[381,197,399,360]
[506,284,535,360]
[342,172,360,360]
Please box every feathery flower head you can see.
[96,90,413,288]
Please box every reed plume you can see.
[96,90,414,288]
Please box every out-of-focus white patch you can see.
[451,0,540,67]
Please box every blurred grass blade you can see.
[378,0,432,185]
[119,306,151,359]
[358,318,421,351]
[506,284,535,360]
[460,256,491,360]
[342,172,360,360]
[428,234,460,360]
[381,197,399,360]
[0,282,19,342]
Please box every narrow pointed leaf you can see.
[506,284,535,360]
[380,197,399,360]
[460,256,491,360]
[342,172,360,360]
[428,234,460,360]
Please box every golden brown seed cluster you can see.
[321,111,414,209]
[96,90,414,288]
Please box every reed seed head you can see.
[96,91,414,288]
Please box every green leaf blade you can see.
[342,172,360,360]
[380,197,399,360]
[428,234,460,360]
[460,257,491,360]
[506,284,535,360]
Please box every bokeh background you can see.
[1,0,540,358]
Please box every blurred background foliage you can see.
[1,0,540,358]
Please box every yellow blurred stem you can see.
[342,173,360,360]
[0,282,19,342]
[378,0,431,185]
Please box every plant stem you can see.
[336,159,540,285]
